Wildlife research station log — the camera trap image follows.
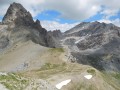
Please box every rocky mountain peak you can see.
[48,30,62,39]
[0,2,62,49]
[65,21,120,37]
[2,2,34,27]
[34,19,42,30]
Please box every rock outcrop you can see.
[63,21,120,71]
[48,30,63,39]
[0,2,60,51]
[46,30,63,48]
[2,2,34,27]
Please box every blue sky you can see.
[34,9,120,24]
[34,10,79,24]
[34,9,104,24]
[0,0,120,31]
[0,16,3,21]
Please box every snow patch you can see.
[75,37,86,44]
[84,75,92,80]
[0,83,9,90]
[56,79,71,89]
[0,72,7,76]
[75,34,92,44]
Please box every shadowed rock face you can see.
[76,33,105,50]
[48,30,63,39]
[34,19,42,30]
[1,2,48,48]
[0,2,61,50]
[63,21,120,71]
[2,2,34,27]
[46,30,63,48]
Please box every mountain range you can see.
[0,2,120,90]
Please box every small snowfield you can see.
[0,72,7,76]
[56,79,71,89]
[84,75,93,80]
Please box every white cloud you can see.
[38,0,101,20]
[98,19,120,27]
[112,19,120,27]
[100,0,120,19]
[101,9,119,19]
[0,0,44,17]
[99,19,112,24]
[0,0,106,20]
[41,21,79,32]
[0,0,120,21]
[0,4,10,17]
[0,0,120,32]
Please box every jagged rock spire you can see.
[2,2,34,27]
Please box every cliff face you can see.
[2,2,34,27]
[46,30,63,48]
[62,21,120,71]
[0,2,61,51]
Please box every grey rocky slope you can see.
[0,2,63,72]
[0,2,60,52]
[62,21,120,71]
[47,30,63,47]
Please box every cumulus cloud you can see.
[99,19,112,24]
[112,19,120,27]
[41,21,79,32]
[101,9,119,19]
[0,0,120,21]
[99,19,120,27]
[40,0,101,20]
[0,0,45,17]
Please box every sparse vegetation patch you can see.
[49,48,64,52]
[0,73,28,90]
